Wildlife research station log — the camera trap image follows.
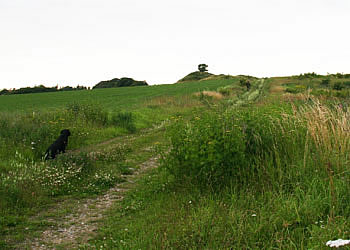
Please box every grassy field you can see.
[2,73,350,248]
[0,79,236,112]
[0,77,241,247]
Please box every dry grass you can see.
[290,98,350,171]
[145,95,200,108]
[269,77,287,95]
[270,85,285,94]
[270,77,295,85]
[281,93,310,102]
[198,74,235,81]
[303,101,350,152]
[194,91,223,99]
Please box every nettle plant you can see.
[163,111,247,189]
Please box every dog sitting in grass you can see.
[44,129,71,160]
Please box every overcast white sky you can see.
[0,0,349,89]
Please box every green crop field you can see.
[0,79,235,112]
[2,73,350,249]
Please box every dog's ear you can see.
[61,129,71,136]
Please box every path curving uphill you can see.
[11,126,165,249]
[28,154,160,249]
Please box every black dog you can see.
[45,129,71,160]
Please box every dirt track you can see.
[25,153,160,249]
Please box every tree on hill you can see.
[198,64,208,73]
[177,64,213,83]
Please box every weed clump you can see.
[67,102,108,126]
[110,111,136,133]
[162,111,247,189]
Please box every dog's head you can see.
[60,129,71,137]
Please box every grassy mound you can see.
[177,71,214,82]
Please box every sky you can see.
[0,0,349,89]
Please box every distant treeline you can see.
[0,77,149,96]
[93,77,148,89]
[295,72,350,79]
[0,85,88,96]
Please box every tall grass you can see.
[159,98,350,240]
[297,99,350,171]
[67,102,109,126]
[163,98,350,189]
[162,103,309,190]
[0,103,137,163]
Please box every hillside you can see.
[2,73,350,249]
[177,71,214,82]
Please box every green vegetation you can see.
[177,71,214,82]
[0,84,87,96]
[93,77,148,89]
[90,96,350,249]
[2,72,350,248]
[0,77,235,247]
[198,63,208,73]
[276,73,350,100]
[0,78,234,113]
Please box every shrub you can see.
[333,82,344,91]
[239,79,248,87]
[217,86,232,96]
[162,111,249,189]
[343,81,350,87]
[320,79,330,86]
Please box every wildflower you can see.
[252,214,257,217]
